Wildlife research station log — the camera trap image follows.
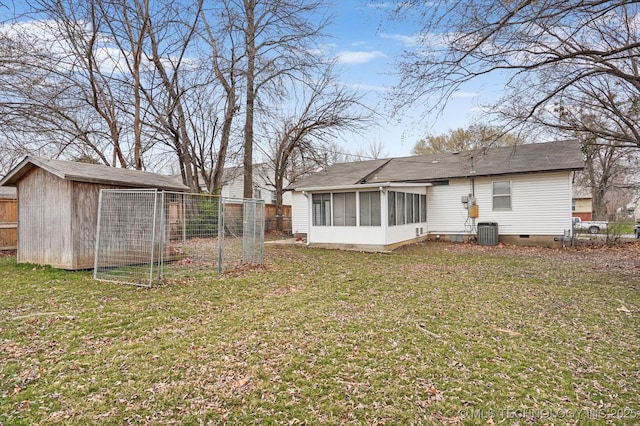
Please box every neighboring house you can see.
[176,163,292,206]
[220,163,292,206]
[287,140,584,251]
[572,185,593,221]
[0,156,188,269]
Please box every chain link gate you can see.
[93,189,265,287]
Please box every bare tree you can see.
[96,0,150,169]
[141,0,204,190]
[379,0,640,148]
[0,0,214,186]
[579,135,637,219]
[262,66,372,230]
[0,4,132,166]
[218,0,331,198]
[200,3,244,194]
[354,140,387,160]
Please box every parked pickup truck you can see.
[572,217,608,234]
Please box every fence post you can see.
[149,189,158,287]
[182,193,186,249]
[217,197,224,274]
[93,190,104,281]
[259,201,265,264]
[158,191,166,281]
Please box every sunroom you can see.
[296,182,431,251]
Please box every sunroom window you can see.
[312,193,331,226]
[333,192,356,226]
[360,191,381,226]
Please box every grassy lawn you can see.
[1,243,639,425]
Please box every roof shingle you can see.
[288,140,584,189]
[0,156,190,191]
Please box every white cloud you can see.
[336,50,387,64]
[379,32,419,47]
[452,91,481,98]
[345,82,389,92]
[366,2,415,10]
[366,2,395,10]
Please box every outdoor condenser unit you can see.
[477,222,499,246]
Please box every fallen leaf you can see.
[234,378,249,389]
[493,327,521,336]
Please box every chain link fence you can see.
[94,189,264,287]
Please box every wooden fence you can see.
[0,198,17,250]
[0,199,290,253]
[225,203,291,234]
[264,204,291,234]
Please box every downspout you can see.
[470,155,477,233]
[471,177,476,232]
[424,185,428,235]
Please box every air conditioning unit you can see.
[477,222,499,246]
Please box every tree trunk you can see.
[243,0,256,199]
[211,91,236,195]
[274,172,284,231]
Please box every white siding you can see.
[427,172,573,235]
[310,225,386,245]
[426,179,478,234]
[291,191,309,234]
[221,176,244,199]
[293,172,573,246]
[221,166,292,206]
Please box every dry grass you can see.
[1,242,639,425]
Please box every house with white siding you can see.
[287,140,584,250]
[221,163,292,206]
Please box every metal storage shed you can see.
[0,156,188,270]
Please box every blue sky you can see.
[1,0,504,161]
[326,2,503,158]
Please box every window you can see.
[388,191,426,226]
[493,181,511,210]
[360,191,381,226]
[312,193,331,226]
[388,191,396,226]
[572,200,576,211]
[333,192,356,226]
[396,192,406,225]
[406,193,414,223]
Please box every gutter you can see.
[294,182,433,192]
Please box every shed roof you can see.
[288,140,584,190]
[0,156,190,191]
